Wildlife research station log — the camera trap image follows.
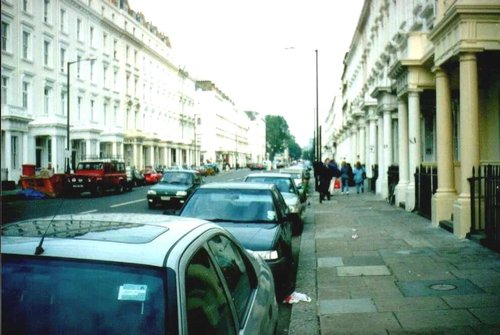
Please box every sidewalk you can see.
[289,190,500,334]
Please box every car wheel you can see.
[92,184,104,197]
[148,202,155,209]
[116,183,125,194]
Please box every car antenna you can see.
[35,197,67,256]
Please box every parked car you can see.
[1,214,278,335]
[65,159,127,197]
[147,169,203,209]
[125,166,145,189]
[178,182,295,298]
[143,167,162,184]
[244,172,306,235]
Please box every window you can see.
[90,61,94,81]
[44,0,51,23]
[103,102,108,125]
[77,18,82,41]
[22,0,31,13]
[90,99,95,121]
[77,96,82,120]
[1,75,8,105]
[11,136,18,169]
[60,90,66,116]
[103,64,108,87]
[77,55,82,78]
[185,248,235,334]
[1,21,10,52]
[60,47,66,72]
[113,105,117,126]
[60,8,66,32]
[126,45,129,63]
[103,32,107,50]
[44,85,52,115]
[208,235,254,323]
[89,26,94,47]
[22,30,31,60]
[113,39,117,59]
[43,40,51,67]
[22,81,30,109]
[113,69,117,89]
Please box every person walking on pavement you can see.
[318,158,334,202]
[340,161,350,195]
[353,161,365,194]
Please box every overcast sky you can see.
[127,0,364,147]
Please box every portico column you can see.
[86,140,92,159]
[5,131,12,177]
[133,143,139,168]
[381,108,392,199]
[358,120,366,164]
[367,114,377,179]
[453,53,479,238]
[351,124,358,163]
[405,91,422,211]
[51,136,58,172]
[376,114,384,195]
[395,97,409,207]
[432,67,456,227]
[112,142,117,158]
[150,146,155,167]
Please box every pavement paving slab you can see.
[288,190,500,335]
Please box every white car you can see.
[2,213,278,335]
[244,172,306,235]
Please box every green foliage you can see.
[265,115,291,160]
[287,137,302,160]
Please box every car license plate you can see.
[73,185,83,188]
[161,196,171,201]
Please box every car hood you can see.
[215,223,280,251]
[150,183,192,194]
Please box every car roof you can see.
[246,172,293,179]
[162,169,199,174]
[199,182,275,191]
[1,213,219,267]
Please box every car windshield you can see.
[2,256,167,335]
[161,172,192,184]
[246,177,294,194]
[181,189,277,223]
[77,162,103,170]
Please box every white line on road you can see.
[78,209,98,214]
[110,198,145,208]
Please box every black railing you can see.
[370,164,378,193]
[469,165,500,251]
[415,165,438,219]
[387,165,399,205]
[1,168,8,181]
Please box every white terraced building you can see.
[1,0,263,183]
[325,0,500,239]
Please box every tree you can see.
[287,136,302,160]
[265,115,291,160]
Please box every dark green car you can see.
[147,170,203,209]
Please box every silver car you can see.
[1,214,278,335]
[244,172,306,235]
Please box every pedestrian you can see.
[340,161,350,195]
[318,158,334,202]
[353,161,365,194]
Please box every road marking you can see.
[110,199,145,208]
[79,209,98,214]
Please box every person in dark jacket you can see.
[340,161,351,195]
[318,158,334,202]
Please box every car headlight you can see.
[253,250,279,260]
[176,190,187,196]
[147,190,157,195]
[289,204,298,213]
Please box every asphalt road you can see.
[0,167,300,334]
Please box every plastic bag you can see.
[282,291,312,304]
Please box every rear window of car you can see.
[181,189,277,222]
[2,255,167,335]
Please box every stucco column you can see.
[358,120,366,164]
[395,97,409,207]
[4,131,12,177]
[376,114,384,195]
[432,67,456,227]
[86,140,92,159]
[405,91,422,211]
[134,143,139,168]
[453,53,479,238]
[50,136,58,172]
[22,133,29,164]
[381,108,392,199]
[150,146,155,167]
[112,142,117,158]
[351,124,358,163]
[367,115,377,179]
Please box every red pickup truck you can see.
[65,160,128,197]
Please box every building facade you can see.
[1,0,262,183]
[329,0,500,239]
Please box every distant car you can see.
[147,169,202,209]
[125,166,145,189]
[1,214,278,335]
[178,182,295,298]
[143,167,162,184]
[244,172,306,235]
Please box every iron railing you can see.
[469,165,500,251]
[387,165,399,205]
[415,165,438,219]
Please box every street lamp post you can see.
[66,58,95,174]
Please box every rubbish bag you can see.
[17,188,48,200]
